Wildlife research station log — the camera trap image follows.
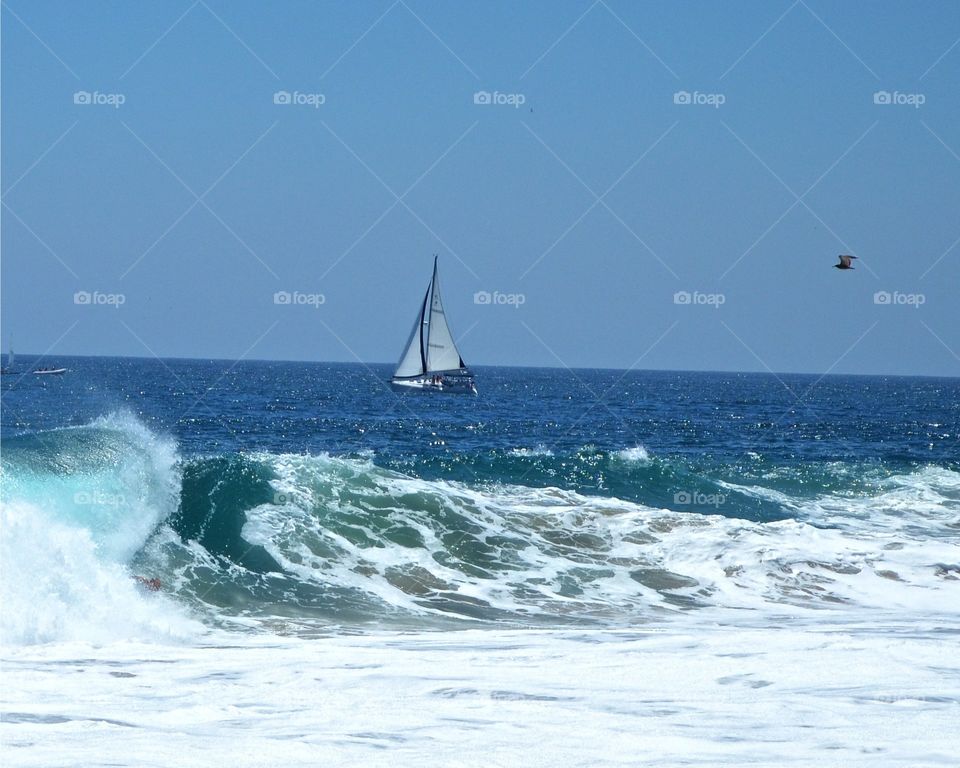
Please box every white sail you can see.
[392,257,473,392]
[394,286,429,378]
[425,263,465,373]
[6,347,13,369]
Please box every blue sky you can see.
[2,1,959,375]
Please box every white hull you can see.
[391,375,476,394]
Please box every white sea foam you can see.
[3,621,958,767]
[0,501,199,645]
[723,464,960,536]
[238,453,960,624]
[508,445,554,457]
[613,445,651,463]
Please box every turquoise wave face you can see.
[1,415,180,563]
[3,413,959,639]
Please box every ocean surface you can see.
[2,357,958,766]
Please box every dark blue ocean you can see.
[2,356,958,632]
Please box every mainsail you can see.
[425,263,465,373]
[394,257,468,378]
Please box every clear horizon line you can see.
[3,351,957,381]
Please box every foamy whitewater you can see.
[2,362,958,766]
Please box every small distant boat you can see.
[0,346,14,375]
[33,366,67,375]
[391,256,476,394]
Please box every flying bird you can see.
[834,254,857,270]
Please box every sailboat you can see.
[391,256,477,394]
[0,346,14,375]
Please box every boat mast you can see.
[424,255,440,372]
[417,283,430,375]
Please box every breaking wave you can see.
[2,414,958,644]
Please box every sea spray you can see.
[0,413,197,644]
[1,412,180,562]
[0,501,198,645]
